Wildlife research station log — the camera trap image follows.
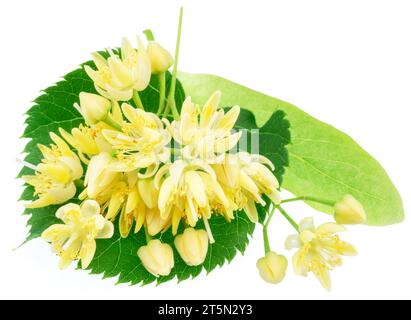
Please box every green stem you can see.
[262,207,276,254]
[104,114,122,131]
[277,205,299,232]
[263,228,271,253]
[133,91,144,109]
[162,102,170,117]
[145,228,152,243]
[143,29,155,41]
[166,7,183,120]
[157,72,166,115]
[169,148,181,155]
[264,207,276,229]
[281,196,335,207]
[74,179,84,189]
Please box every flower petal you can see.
[316,222,346,235]
[81,200,100,218]
[299,217,315,232]
[285,234,301,250]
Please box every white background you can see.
[0,0,410,300]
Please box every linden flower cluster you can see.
[22,35,281,275]
[22,28,368,290]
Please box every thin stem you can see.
[264,207,276,229]
[143,29,155,41]
[263,228,271,253]
[281,196,335,207]
[145,228,152,243]
[166,7,183,120]
[157,72,166,115]
[277,205,299,232]
[133,91,144,109]
[104,114,122,131]
[262,207,276,254]
[16,158,37,171]
[162,101,170,117]
[74,179,84,189]
[203,217,215,244]
[169,148,181,155]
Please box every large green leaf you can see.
[178,72,404,226]
[18,59,289,284]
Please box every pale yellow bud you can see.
[174,228,209,266]
[334,194,367,225]
[138,178,159,209]
[78,92,111,125]
[137,239,174,277]
[147,41,173,74]
[85,153,119,199]
[146,208,169,236]
[256,251,287,284]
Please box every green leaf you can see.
[178,72,404,226]
[85,212,254,285]
[234,108,290,185]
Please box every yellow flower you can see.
[23,132,83,208]
[137,178,170,237]
[75,92,111,125]
[147,41,173,74]
[83,152,120,199]
[145,206,170,236]
[138,178,159,209]
[41,200,114,269]
[155,160,229,238]
[334,195,367,225]
[174,228,209,266]
[59,124,113,163]
[59,101,123,164]
[167,92,242,161]
[102,172,148,237]
[102,103,171,173]
[82,169,154,238]
[84,37,151,101]
[157,160,208,224]
[213,152,280,222]
[285,217,357,291]
[118,188,148,238]
[137,239,174,277]
[256,251,288,284]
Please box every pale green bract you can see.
[178,72,404,226]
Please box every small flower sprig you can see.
[257,194,366,291]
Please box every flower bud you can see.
[137,239,174,277]
[138,178,159,209]
[146,207,170,236]
[85,152,120,199]
[334,194,366,225]
[147,41,173,74]
[79,92,111,125]
[256,251,287,284]
[174,228,209,266]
